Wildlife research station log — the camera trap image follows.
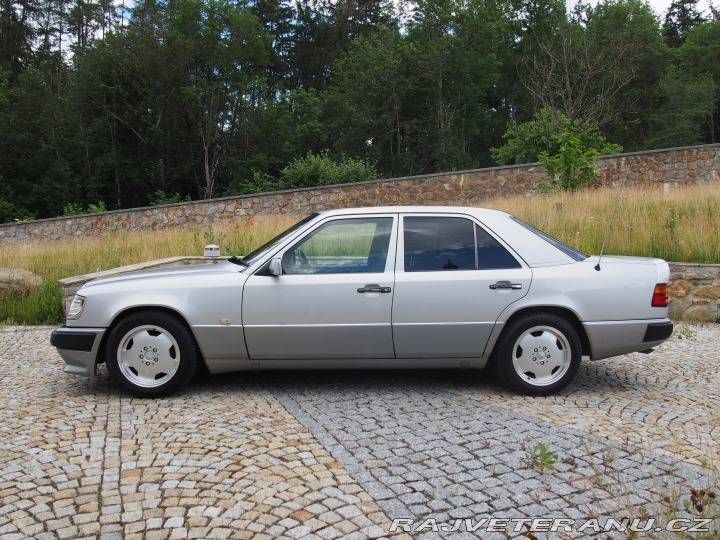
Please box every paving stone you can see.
[2,325,719,539]
[0,327,403,540]
[267,326,720,539]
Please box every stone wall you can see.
[668,263,720,322]
[1,143,719,245]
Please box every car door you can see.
[242,214,397,359]
[392,213,531,358]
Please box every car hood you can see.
[81,260,242,290]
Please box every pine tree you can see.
[663,0,705,47]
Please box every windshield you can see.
[512,217,588,261]
[234,213,318,267]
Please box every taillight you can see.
[651,284,669,307]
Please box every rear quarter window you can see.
[476,226,521,269]
[512,218,587,262]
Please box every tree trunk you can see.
[203,138,214,199]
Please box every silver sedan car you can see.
[51,206,673,397]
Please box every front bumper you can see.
[583,318,673,361]
[50,326,106,376]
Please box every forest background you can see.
[1,0,718,223]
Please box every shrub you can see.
[63,201,107,216]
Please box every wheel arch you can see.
[97,306,204,366]
[492,306,591,358]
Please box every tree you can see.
[647,67,715,147]
[508,0,566,121]
[398,0,515,172]
[0,62,77,219]
[521,8,637,126]
[663,0,705,47]
[69,30,181,209]
[0,179,35,222]
[679,19,720,142]
[324,0,517,177]
[325,28,415,175]
[288,0,394,90]
[226,87,328,186]
[584,0,669,151]
[172,0,271,199]
[0,0,37,76]
[249,0,294,93]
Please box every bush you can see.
[539,130,601,192]
[148,190,191,206]
[63,201,107,216]
[280,151,378,189]
[492,108,622,191]
[0,197,35,223]
[491,108,622,167]
[230,151,379,195]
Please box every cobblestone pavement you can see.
[0,324,718,539]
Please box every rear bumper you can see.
[51,326,106,376]
[642,321,674,342]
[583,318,673,361]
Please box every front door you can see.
[243,215,397,359]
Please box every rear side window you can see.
[404,217,520,271]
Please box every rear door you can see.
[392,214,531,358]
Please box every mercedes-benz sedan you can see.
[51,206,673,397]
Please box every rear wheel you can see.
[495,312,581,395]
[105,311,198,398]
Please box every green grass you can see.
[1,183,718,325]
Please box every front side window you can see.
[241,213,318,266]
[282,217,393,274]
[404,216,521,271]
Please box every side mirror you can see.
[268,258,283,276]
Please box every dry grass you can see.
[482,183,720,263]
[1,183,718,324]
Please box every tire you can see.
[105,311,199,398]
[495,312,581,396]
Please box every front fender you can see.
[68,271,250,365]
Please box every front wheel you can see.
[105,311,199,398]
[495,312,581,396]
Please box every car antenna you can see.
[595,181,625,272]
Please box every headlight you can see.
[67,295,86,320]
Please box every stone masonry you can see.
[668,263,720,322]
[1,144,719,245]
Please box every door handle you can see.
[489,281,522,290]
[357,284,392,293]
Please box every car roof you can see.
[317,206,513,219]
